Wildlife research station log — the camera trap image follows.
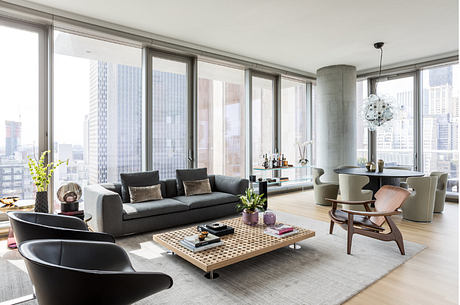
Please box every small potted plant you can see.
[237,188,267,226]
[27,150,67,213]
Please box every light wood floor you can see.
[269,190,459,305]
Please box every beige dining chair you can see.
[338,174,373,211]
[430,172,448,213]
[384,166,411,188]
[312,167,339,206]
[402,176,438,222]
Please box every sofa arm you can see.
[84,184,123,236]
[214,175,249,195]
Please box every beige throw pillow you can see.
[183,179,212,196]
[128,184,163,203]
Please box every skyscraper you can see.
[88,61,142,185]
[5,120,21,157]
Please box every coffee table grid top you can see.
[153,217,315,272]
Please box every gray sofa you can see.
[84,175,248,237]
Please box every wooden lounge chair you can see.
[327,185,410,255]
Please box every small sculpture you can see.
[378,159,384,173]
[198,231,208,241]
[263,211,276,226]
[57,182,82,212]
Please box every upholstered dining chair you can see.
[430,172,448,213]
[384,166,412,188]
[8,211,115,244]
[327,185,410,255]
[338,174,373,211]
[312,167,339,206]
[402,176,438,222]
[19,239,173,305]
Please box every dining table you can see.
[333,167,425,195]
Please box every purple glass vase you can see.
[263,211,276,226]
[242,210,259,225]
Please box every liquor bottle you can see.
[263,154,269,169]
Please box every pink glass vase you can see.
[263,211,276,226]
[242,210,259,225]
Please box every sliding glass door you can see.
[375,75,415,168]
[0,22,42,200]
[197,61,246,177]
[422,64,459,193]
[252,75,275,170]
[151,54,191,179]
[53,31,143,194]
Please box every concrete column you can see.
[316,65,357,182]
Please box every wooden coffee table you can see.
[153,217,315,279]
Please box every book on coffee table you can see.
[183,233,221,248]
[265,224,294,235]
[179,240,224,252]
[264,229,299,238]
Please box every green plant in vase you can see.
[27,150,68,213]
[238,188,266,226]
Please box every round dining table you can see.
[333,167,424,195]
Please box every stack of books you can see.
[180,233,224,252]
[198,222,234,237]
[264,223,298,238]
[58,210,84,220]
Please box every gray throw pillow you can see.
[176,168,208,195]
[120,171,160,203]
[128,184,163,203]
[183,179,212,196]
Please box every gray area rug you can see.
[0,211,425,305]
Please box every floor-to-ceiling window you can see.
[197,61,245,177]
[280,78,308,180]
[356,80,368,165]
[422,64,459,193]
[252,75,275,170]
[0,23,40,200]
[53,31,143,198]
[151,55,189,179]
[375,76,415,168]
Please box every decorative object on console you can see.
[238,188,266,226]
[263,211,276,226]
[362,42,394,131]
[57,182,82,212]
[378,159,384,173]
[297,141,312,166]
[27,150,68,213]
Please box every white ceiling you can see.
[20,0,460,74]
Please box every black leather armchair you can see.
[19,239,173,305]
[8,211,115,244]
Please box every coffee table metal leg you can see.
[289,243,301,250]
[166,250,175,255]
[204,270,219,280]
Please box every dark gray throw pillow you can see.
[183,179,212,196]
[120,171,160,203]
[176,168,208,196]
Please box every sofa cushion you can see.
[128,184,163,203]
[174,191,239,209]
[183,179,212,196]
[176,168,208,196]
[122,198,188,220]
[120,171,160,203]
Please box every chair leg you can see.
[386,216,405,255]
[347,214,354,255]
[329,221,334,234]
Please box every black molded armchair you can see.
[8,211,115,244]
[19,239,173,305]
